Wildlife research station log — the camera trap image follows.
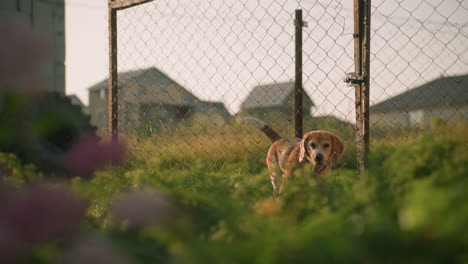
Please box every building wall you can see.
[243,107,290,123]
[241,93,313,123]
[89,86,227,134]
[370,104,468,127]
[0,0,65,94]
[89,89,133,133]
[370,111,409,127]
[89,90,108,129]
[424,104,468,124]
[89,89,145,133]
[137,104,191,134]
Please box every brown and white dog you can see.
[245,117,344,196]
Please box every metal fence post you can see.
[108,0,155,141]
[352,0,371,178]
[362,0,371,175]
[108,5,118,142]
[295,9,304,138]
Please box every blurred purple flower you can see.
[4,185,88,244]
[65,134,127,177]
[0,185,25,264]
[0,221,26,264]
[109,192,176,228]
[0,15,51,98]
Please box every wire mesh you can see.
[93,0,468,172]
[370,0,468,137]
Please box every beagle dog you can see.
[244,117,344,196]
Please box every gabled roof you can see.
[193,101,231,119]
[87,67,232,112]
[88,67,178,91]
[370,74,468,112]
[87,67,200,106]
[241,81,314,109]
[67,94,85,108]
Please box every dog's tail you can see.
[241,117,281,142]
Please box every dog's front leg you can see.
[270,171,285,197]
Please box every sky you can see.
[65,0,468,122]
[65,0,107,104]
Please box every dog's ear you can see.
[299,137,307,162]
[331,134,344,164]
[299,132,314,163]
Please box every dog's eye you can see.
[310,143,317,149]
[323,143,330,148]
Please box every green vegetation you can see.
[2,122,468,263]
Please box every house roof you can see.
[88,67,179,91]
[370,74,468,112]
[193,101,231,118]
[88,67,200,106]
[67,94,89,114]
[241,81,314,109]
[87,67,231,112]
[67,94,85,108]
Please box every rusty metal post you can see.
[362,0,371,173]
[352,0,371,178]
[295,9,304,138]
[108,5,118,142]
[353,0,363,177]
[107,0,155,142]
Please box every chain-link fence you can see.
[370,0,468,136]
[93,0,468,173]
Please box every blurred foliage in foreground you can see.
[2,122,467,264]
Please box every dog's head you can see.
[298,131,344,175]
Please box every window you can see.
[99,89,107,100]
[409,109,424,125]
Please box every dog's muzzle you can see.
[313,162,327,175]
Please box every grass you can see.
[3,121,468,263]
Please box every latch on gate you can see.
[343,72,366,87]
